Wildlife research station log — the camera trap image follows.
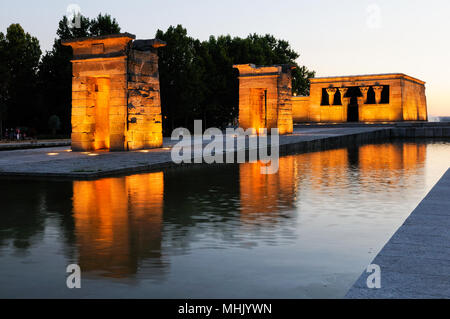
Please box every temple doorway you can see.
[344,87,362,122]
[91,77,111,150]
[347,96,359,122]
[249,88,267,130]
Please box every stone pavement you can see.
[346,168,450,299]
[0,127,389,179]
[0,139,70,151]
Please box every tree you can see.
[156,26,315,133]
[89,14,121,36]
[0,32,8,136]
[48,114,61,135]
[156,25,205,134]
[0,24,41,133]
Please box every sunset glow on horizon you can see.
[1,0,448,116]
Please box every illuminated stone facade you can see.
[63,33,166,151]
[233,64,295,135]
[292,73,427,123]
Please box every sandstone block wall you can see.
[292,74,427,123]
[126,41,164,150]
[233,64,294,135]
[63,34,165,151]
[291,96,310,122]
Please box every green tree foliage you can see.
[48,114,61,135]
[156,25,315,133]
[89,14,121,36]
[155,26,205,133]
[37,13,121,135]
[0,24,41,133]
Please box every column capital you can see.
[359,86,370,104]
[359,86,370,94]
[326,88,337,106]
[339,88,348,106]
[339,87,348,93]
[326,87,337,94]
[373,86,384,104]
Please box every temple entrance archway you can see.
[344,87,362,122]
[90,77,111,150]
[249,88,267,131]
[347,96,359,122]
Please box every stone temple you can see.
[63,35,429,148]
[292,73,428,123]
[63,33,165,151]
[233,64,295,135]
[234,68,428,134]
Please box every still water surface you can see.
[1,140,449,298]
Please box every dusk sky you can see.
[1,0,449,116]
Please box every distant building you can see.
[233,64,295,135]
[293,73,428,123]
[234,68,428,134]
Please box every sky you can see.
[1,0,449,116]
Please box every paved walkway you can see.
[0,127,388,179]
[346,168,450,299]
[0,139,70,151]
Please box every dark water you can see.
[0,140,449,298]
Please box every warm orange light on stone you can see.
[72,172,164,278]
[326,88,337,106]
[239,156,297,219]
[292,73,428,123]
[233,64,295,135]
[63,34,166,151]
[93,77,111,150]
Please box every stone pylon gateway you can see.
[234,65,428,128]
[233,64,295,135]
[63,33,166,151]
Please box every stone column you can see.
[359,86,370,104]
[373,86,383,104]
[357,96,365,106]
[326,88,337,106]
[339,88,348,105]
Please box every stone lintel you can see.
[233,64,295,77]
[62,33,135,61]
[310,73,426,86]
[61,33,136,46]
[132,39,167,51]
[70,55,127,63]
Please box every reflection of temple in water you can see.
[72,172,165,278]
[292,142,427,197]
[69,141,427,279]
[239,142,427,217]
[239,157,298,224]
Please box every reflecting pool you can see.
[0,140,449,298]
